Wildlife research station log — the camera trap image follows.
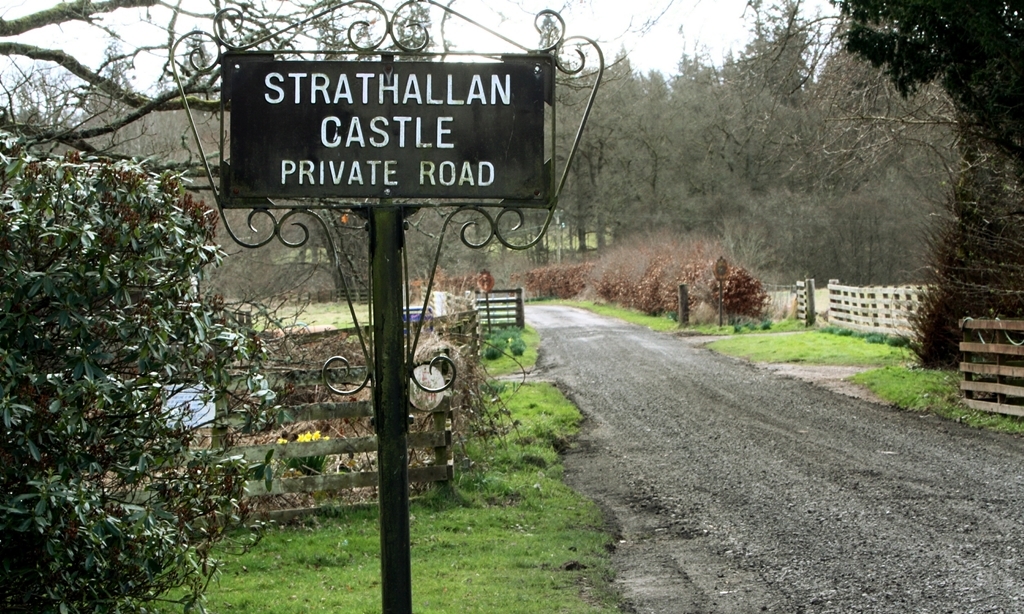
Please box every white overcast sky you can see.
[1,0,839,80]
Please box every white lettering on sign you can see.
[250,62,535,195]
[419,161,494,187]
[265,72,285,103]
[263,71,512,106]
[320,115,455,149]
[280,159,494,188]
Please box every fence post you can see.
[805,278,816,327]
[432,398,452,482]
[471,309,481,358]
[678,284,689,326]
[828,279,838,324]
[514,288,525,328]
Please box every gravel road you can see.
[526,305,1024,614]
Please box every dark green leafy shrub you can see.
[0,139,274,613]
[886,335,911,348]
[509,337,527,356]
[483,328,525,360]
[864,333,888,344]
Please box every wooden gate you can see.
[475,288,525,330]
[960,319,1024,417]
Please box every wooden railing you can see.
[960,319,1024,417]
[285,287,371,304]
[826,281,925,335]
[475,288,525,330]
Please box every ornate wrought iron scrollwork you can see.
[409,354,456,395]
[213,2,393,54]
[322,354,372,395]
[391,1,433,52]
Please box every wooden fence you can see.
[795,279,816,327]
[825,281,925,335]
[205,310,479,522]
[475,288,525,331]
[960,319,1024,417]
[286,287,371,304]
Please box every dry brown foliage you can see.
[513,262,595,299]
[518,237,770,319]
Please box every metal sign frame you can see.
[174,1,601,217]
[222,54,555,203]
[171,3,602,613]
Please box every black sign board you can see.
[223,55,553,203]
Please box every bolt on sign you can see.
[222,54,553,203]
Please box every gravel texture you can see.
[527,305,1024,614]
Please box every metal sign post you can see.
[369,205,412,612]
[171,3,603,612]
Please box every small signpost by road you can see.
[172,3,602,613]
[714,256,729,327]
[478,269,495,331]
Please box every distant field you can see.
[282,302,370,330]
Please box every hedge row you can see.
[518,240,769,319]
[512,262,594,299]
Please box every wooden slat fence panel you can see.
[204,312,480,520]
[286,287,371,304]
[826,282,925,335]
[245,466,452,497]
[235,397,454,517]
[234,430,449,464]
[476,288,524,330]
[960,319,1024,417]
[795,279,815,326]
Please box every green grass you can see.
[481,326,540,377]
[685,318,808,336]
[852,366,1024,434]
[198,382,618,614]
[707,330,913,366]
[282,301,370,330]
[706,326,1024,433]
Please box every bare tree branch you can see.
[0,0,160,37]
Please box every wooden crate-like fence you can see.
[287,287,371,304]
[960,319,1024,417]
[826,281,924,335]
[475,288,524,331]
